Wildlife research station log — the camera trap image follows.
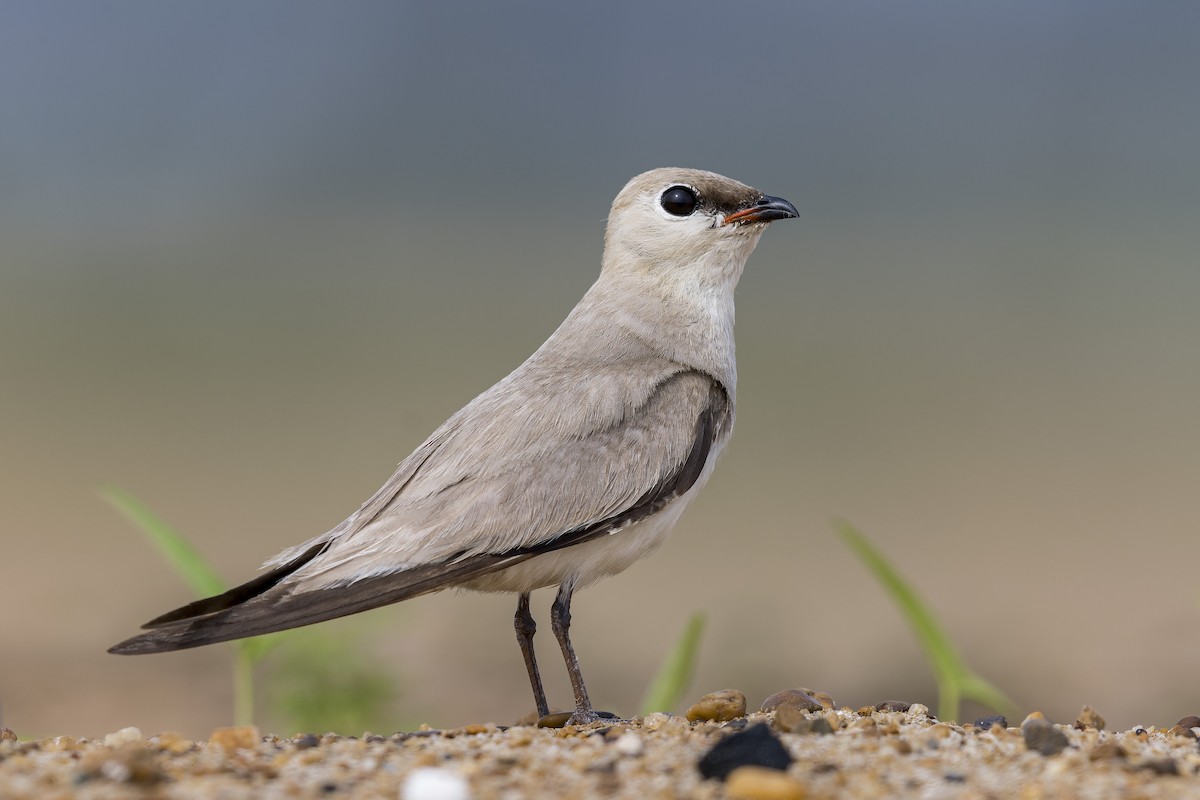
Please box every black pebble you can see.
[972,715,1008,730]
[293,734,320,749]
[697,722,793,781]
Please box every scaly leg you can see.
[550,583,597,725]
[514,592,549,718]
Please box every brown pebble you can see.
[802,689,836,710]
[687,689,748,723]
[1021,717,1068,756]
[536,712,574,729]
[771,704,808,733]
[1168,716,1200,739]
[1138,757,1179,776]
[725,765,807,800]
[0,728,16,742]
[209,725,260,754]
[1074,705,1106,731]
[772,705,832,736]
[875,700,912,713]
[761,690,821,714]
[848,717,879,737]
[1088,741,1127,761]
[150,732,193,754]
[515,708,564,726]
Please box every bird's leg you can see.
[550,583,597,725]
[514,592,550,719]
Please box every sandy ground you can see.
[2,695,1199,800]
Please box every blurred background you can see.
[2,1,1198,739]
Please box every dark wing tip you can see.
[108,630,180,655]
[138,540,330,629]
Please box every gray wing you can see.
[110,366,730,654]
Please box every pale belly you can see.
[460,499,692,593]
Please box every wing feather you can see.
[109,373,729,654]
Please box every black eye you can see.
[660,186,698,217]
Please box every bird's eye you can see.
[660,186,698,217]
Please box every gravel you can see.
[1,701,1199,799]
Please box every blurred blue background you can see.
[2,1,1198,737]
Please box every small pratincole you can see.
[110,168,799,725]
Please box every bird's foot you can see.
[535,710,620,728]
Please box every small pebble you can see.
[151,732,193,754]
[801,689,836,710]
[1138,758,1179,776]
[535,712,573,729]
[761,689,821,714]
[698,723,793,781]
[209,725,260,754]
[402,767,471,800]
[1168,715,1200,739]
[771,705,807,733]
[875,700,912,714]
[1074,706,1106,731]
[0,728,17,742]
[1021,715,1069,757]
[772,704,833,735]
[103,727,143,748]
[1088,741,1127,761]
[686,689,747,723]
[613,732,644,757]
[725,765,808,800]
[971,715,1008,731]
[293,734,321,749]
[641,712,673,731]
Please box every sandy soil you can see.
[2,695,1198,800]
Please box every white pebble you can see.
[100,760,131,781]
[104,727,143,747]
[641,712,671,731]
[402,767,471,800]
[614,732,644,756]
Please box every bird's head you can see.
[601,168,798,292]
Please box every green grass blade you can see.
[639,612,705,716]
[835,519,1016,722]
[101,486,283,725]
[100,486,226,597]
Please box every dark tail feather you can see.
[108,549,536,655]
[140,541,330,629]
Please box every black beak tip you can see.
[756,195,800,221]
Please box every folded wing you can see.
[110,365,730,654]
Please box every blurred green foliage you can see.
[639,612,705,716]
[263,625,399,735]
[836,520,1016,723]
[102,487,398,733]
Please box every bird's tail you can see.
[107,545,534,655]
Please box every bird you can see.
[109,167,799,725]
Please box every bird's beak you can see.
[724,195,800,225]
